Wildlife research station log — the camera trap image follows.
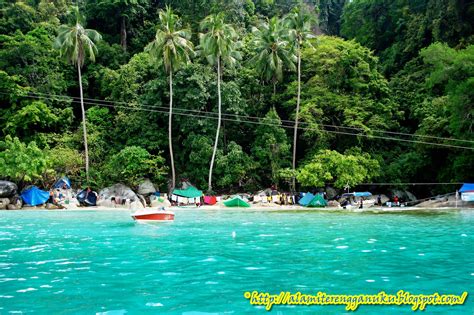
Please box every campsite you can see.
[0,1,473,314]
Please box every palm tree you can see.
[250,16,296,95]
[54,6,102,183]
[285,5,315,192]
[199,13,241,193]
[145,6,194,190]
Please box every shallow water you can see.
[0,209,473,314]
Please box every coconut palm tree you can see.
[199,13,241,193]
[145,6,194,190]
[285,5,315,192]
[250,16,296,95]
[54,6,101,183]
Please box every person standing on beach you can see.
[394,195,399,206]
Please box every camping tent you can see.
[204,196,217,205]
[224,196,250,208]
[21,186,50,206]
[77,189,97,206]
[460,183,474,202]
[354,192,372,197]
[459,183,474,193]
[298,192,315,206]
[307,194,328,207]
[172,186,203,204]
[173,186,202,198]
[53,177,71,189]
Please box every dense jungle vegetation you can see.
[0,0,473,195]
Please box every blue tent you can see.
[298,192,315,206]
[21,186,50,206]
[459,183,474,193]
[354,192,372,197]
[53,177,71,189]
[76,189,97,206]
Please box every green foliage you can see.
[421,43,474,139]
[297,148,380,188]
[4,101,70,138]
[145,6,194,73]
[215,142,257,190]
[199,13,242,67]
[318,0,347,36]
[252,108,290,186]
[47,146,84,177]
[0,27,73,94]
[104,146,167,188]
[286,36,399,149]
[0,136,53,185]
[341,0,474,74]
[54,6,102,68]
[249,16,296,87]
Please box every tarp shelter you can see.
[224,196,250,208]
[307,194,328,207]
[354,192,372,197]
[459,183,474,193]
[77,189,97,206]
[172,186,203,198]
[460,184,474,202]
[53,177,71,189]
[298,192,315,206]
[21,186,49,206]
[204,196,217,205]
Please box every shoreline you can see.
[3,205,473,213]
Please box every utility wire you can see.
[22,91,474,145]
[16,92,474,151]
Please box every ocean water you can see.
[0,209,473,314]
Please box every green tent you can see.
[307,194,327,207]
[172,186,203,198]
[224,196,250,208]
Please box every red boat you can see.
[131,209,175,222]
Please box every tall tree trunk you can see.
[169,71,176,190]
[291,44,301,192]
[120,16,127,52]
[78,63,89,183]
[208,58,222,193]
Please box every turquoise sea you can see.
[0,209,473,314]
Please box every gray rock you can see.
[389,189,417,201]
[325,186,338,199]
[7,204,20,210]
[98,183,138,201]
[0,198,10,210]
[137,179,156,195]
[0,181,17,198]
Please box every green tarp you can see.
[172,186,203,198]
[307,194,327,207]
[224,196,250,208]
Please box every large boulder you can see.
[97,183,144,209]
[0,181,17,198]
[389,189,417,202]
[325,186,338,199]
[137,179,156,195]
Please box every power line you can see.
[15,92,474,151]
[22,91,474,145]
